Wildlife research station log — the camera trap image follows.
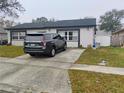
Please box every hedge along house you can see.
[5,18,96,48]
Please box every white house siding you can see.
[95,31,111,46]
[27,29,57,34]
[9,28,96,47]
[12,40,24,46]
[80,28,94,47]
[67,42,78,47]
[48,29,57,33]
[95,36,111,46]
[10,29,57,46]
[0,33,7,40]
[0,29,7,42]
[7,31,11,44]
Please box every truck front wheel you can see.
[29,53,35,57]
[49,48,56,57]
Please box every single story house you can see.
[5,18,96,48]
[112,28,124,46]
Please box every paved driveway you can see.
[0,49,84,93]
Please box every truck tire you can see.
[63,44,67,51]
[49,48,56,57]
[29,53,35,57]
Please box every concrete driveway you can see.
[0,49,84,93]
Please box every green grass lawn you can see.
[0,46,24,58]
[69,70,124,93]
[76,47,124,67]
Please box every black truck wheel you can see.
[49,48,56,57]
[63,44,67,51]
[29,53,35,57]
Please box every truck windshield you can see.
[26,34,43,41]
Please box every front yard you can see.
[69,70,124,93]
[76,47,124,67]
[70,47,124,93]
[0,46,24,58]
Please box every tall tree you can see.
[32,17,56,23]
[32,17,48,23]
[99,9,124,32]
[0,0,25,18]
[49,18,55,22]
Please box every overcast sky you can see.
[16,0,124,23]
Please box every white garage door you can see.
[58,31,78,47]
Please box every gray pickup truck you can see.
[24,33,67,57]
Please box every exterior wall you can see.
[9,28,95,47]
[27,29,57,34]
[10,31,26,46]
[80,27,94,47]
[96,36,111,46]
[95,31,111,46]
[67,42,78,47]
[96,25,111,46]
[48,29,57,33]
[0,30,8,43]
[112,31,124,46]
[7,31,11,44]
[12,40,24,46]
[0,33,7,40]
[10,29,57,46]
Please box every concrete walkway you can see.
[70,64,124,75]
[0,57,11,62]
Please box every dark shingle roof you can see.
[6,18,96,30]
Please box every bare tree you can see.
[0,17,15,28]
[0,0,25,18]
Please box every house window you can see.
[12,32,25,40]
[58,31,78,42]
[12,32,18,40]
[19,32,25,40]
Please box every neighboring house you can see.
[5,18,96,48]
[0,28,7,44]
[112,28,124,46]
